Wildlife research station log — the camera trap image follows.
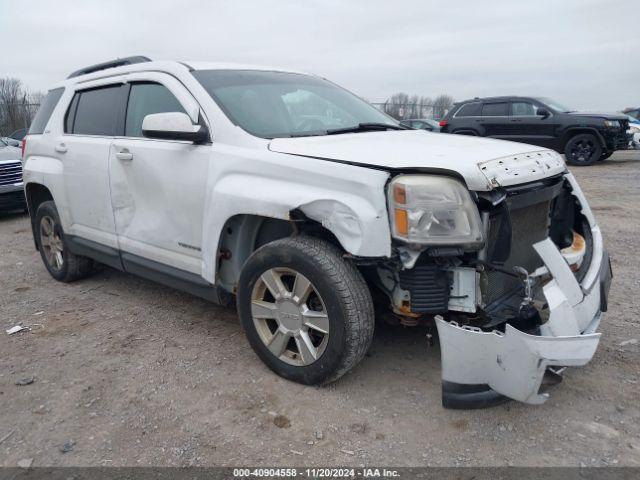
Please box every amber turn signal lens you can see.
[393,184,406,204]
[395,208,408,236]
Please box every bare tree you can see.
[0,77,41,135]
[380,92,452,120]
[432,94,455,120]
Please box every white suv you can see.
[23,57,612,408]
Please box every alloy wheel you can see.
[250,268,330,366]
[570,139,595,163]
[40,215,64,271]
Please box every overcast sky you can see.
[1,0,638,110]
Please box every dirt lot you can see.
[1,152,639,467]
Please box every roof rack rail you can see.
[67,56,151,79]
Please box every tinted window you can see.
[455,102,481,117]
[125,83,186,137]
[481,103,508,117]
[29,88,64,135]
[72,86,122,136]
[511,102,538,116]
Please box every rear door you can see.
[108,72,210,275]
[59,81,126,256]
[478,102,510,137]
[508,100,557,148]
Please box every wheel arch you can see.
[215,213,345,294]
[560,128,606,152]
[451,129,480,136]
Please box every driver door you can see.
[108,73,211,275]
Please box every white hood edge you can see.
[269,130,566,191]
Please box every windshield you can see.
[193,70,396,138]
[536,97,573,113]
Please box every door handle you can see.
[115,150,133,161]
[55,143,67,153]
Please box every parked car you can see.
[622,107,639,121]
[627,115,640,149]
[23,57,611,408]
[0,138,26,211]
[400,118,440,132]
[9,128,28,142]
[1,136,21,147]
[439,96,631,166]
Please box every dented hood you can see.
[269,130,566,191]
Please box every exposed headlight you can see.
[603,120,621,128]
[388,175,484,247]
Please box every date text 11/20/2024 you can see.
[233,468,401,478]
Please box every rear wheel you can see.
[565,134,602,166]
[35,201,93,282]
[237,236,374,385]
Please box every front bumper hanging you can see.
[436,173,612,408]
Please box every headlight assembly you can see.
[603,120,620,128]
[388,175,484,248]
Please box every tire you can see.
[237,236,375,385]
[599,151,613,161]
[564,134,602,166]
[35,201,93,282]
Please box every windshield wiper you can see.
[326,122,409,135]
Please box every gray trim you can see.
[120,252,225,304]
[66,235,123,270]
[65,235,229,305]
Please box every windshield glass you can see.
[192,70,396,138]
[536,97,573,113]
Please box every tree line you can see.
[0,77,43,136]
[379,93,455,120]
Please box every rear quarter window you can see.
[455,102,481,117]
[29,88,64,134]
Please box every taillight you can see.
[21,138,26,159]
[439,120,448,127]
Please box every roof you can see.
[456,95,537,104]
[58,56,308,89]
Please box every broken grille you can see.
[484,200,551,305]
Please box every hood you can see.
[569,111,628,121]
[269,130,565,191]
[0,145,21,162]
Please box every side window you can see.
[71,85,122,136]
[455,102,481,117]
[481,102,508,117]
[511,102,538,116]
[125,83,186,138]
[29,88,64,134]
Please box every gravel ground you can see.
[1,151,639,467]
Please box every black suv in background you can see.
[439,96,630,165]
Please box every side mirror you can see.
[537,108,551,118]
[142,112,209,143]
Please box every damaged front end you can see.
[375,169,612,408]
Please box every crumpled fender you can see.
[200,148,391,283]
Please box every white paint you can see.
[270,130,565,191]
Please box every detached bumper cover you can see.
[436,173,611,407]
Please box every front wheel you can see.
[237,236,375,385]
[565,134,602,166]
